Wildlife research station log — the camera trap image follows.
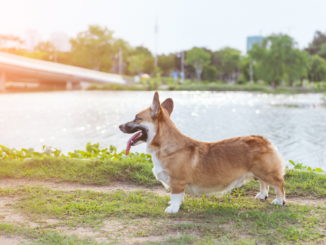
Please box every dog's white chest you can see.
[151,153,170,189]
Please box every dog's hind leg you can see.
[253,172,286,205]
[271,180,286,205]
[255,179,269,200]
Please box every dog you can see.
[119,92,286,213]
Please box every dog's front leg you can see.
[165,181,185,214]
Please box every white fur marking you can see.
[272,198,285,205]
[255,191,268,200]
[255,183,269,200]
[165,193,184,214]
[151,153,170,189]
[185,173,253,196]
[140,122,156,146]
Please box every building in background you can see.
[246,35,264,53]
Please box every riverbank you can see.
[88,81,326,94]
[0,144,325,244]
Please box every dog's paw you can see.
[272,198,286,206]
[165,205,180,214]
[255,192,268,200]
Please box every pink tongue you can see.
[126,131,142,155]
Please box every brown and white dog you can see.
[119,92,286,213]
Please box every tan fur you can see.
[121,92,286,210]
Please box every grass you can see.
[0,157,156,186]
[168,81,326,94]
[0,144,325,197]
[0,143,157,186]
[0,144,325,244]
[0,186,324,244]
[0,223,102,245]
[87,80,326,94]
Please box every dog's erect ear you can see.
[161,98,174,116]
[151,91,161,118]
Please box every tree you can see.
[202,65,219,81]
[127,54,146,75]
[306,31,326,59]
[213,47,241,82]
[158,54,176,76]
[284,49,309,86]
[250,34,308,88]
[127,46,154,75]
[185,47,211,81]
[33,41,57,61]
[240,56,257,83]
[111,38,131,74]
[308,55,326,82]
[69,25,115,71]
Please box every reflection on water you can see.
[0,91,325,169]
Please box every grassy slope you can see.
[0,157,325,198]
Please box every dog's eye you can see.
[134,116,142,122]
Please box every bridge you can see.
[0,51,126,91]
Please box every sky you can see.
[0,0,325,54]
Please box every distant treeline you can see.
[1,26,326,88]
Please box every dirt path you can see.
[0,178,324,206]
[0,178,167,196]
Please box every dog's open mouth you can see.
[125,127,148,155]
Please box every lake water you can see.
[0,91,325,169]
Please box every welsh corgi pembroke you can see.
[119,92,286,213]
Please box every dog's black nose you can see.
[119,124,124,130]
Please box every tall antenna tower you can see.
[154,16,159,69]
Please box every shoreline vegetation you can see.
[0,143,325,244]
[87,80,326,94]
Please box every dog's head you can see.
[119,92,173,154]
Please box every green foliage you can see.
[250,34,309,88]
[289,160,324,173]
[0,143,157,186]
[127,54,150,75]
[213,47,241,82]
[185,47,211,81]
[240,56,256,83]
[158,54,177,76]
[308,55,326,82]
[306,30,326,59]
[69,25,117,71]
[284,169,326,197]
[202,65,218,81]
[128,46,155,75]
[33,41,57,61]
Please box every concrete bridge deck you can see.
[0,51,126,91]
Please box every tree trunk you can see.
[195,68,202,81]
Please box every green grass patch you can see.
[0,144,325,197]
[0,143,156,186]
[1,186,325,244]
[0,223,102,245]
